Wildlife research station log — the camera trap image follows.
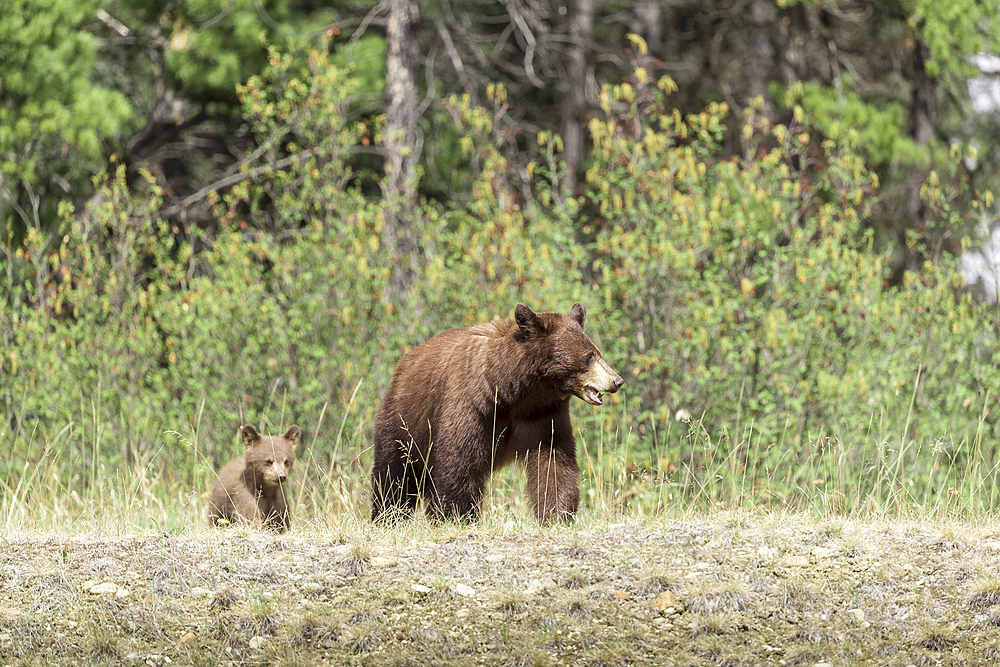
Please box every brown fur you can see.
[208,425,300,531]
[372,303,623,525]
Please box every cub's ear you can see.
[515,303,544,336]
[283,425,301,447]
[241,425,262,448]
[570,302,586,326]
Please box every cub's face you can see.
[516,302,624,406]
[243,425,300,488]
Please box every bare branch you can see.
[159,146,322,217]
[499,0,544,87]
[435,19,476,97]
[96,9,130,37]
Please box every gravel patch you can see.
[1,514,999,664]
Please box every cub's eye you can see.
[265,460,273,466]
[586,352,595,365]
[285,460,291,467]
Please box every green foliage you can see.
[909,0,1000,79]
[774,81,928,167]
[2,45,999,520]
[0,0,136,233]
[329,33,386,97]
[584,71,996,493]
[139,0,341,102]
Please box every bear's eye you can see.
[265,460,273,466]
[586,352,595,365]
[285,459,291,467]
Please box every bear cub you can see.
[209,424,300,531]
[372,302,623,525]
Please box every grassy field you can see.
[2,415,1000,666]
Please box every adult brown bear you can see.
[371,303,623,525]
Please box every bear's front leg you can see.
[425,460,487,523]
[371,435,423,524]
[523,445,580,524]
[423,430,494,523]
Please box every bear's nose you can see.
[278,472,287,482]
[611,376,624,393]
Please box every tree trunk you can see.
[560,0,594,195]
[911,39,935,145]
[631,1,662,56]
[747,0,776,115]
[384,0,420,292]
[908,38,934,241]
[895,37,935,281]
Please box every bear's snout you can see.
[576,357,624,406]
[593,357,624,393]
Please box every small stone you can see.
[410,583,432,594]
[81,580,97,592]
[780,555,810,568]
[371,557,394,568]
[524,578,556,597]
[330,544,355,558]
[846,608,865,623]
[485,554,504,564]
[248,636,266,650]
[654,590,677,612]
[87,582,120,595]
[614,590,630,600]
[189,587,214,598]
[452,583,475,597]
[178,631,197,643]
[115,587,131,599]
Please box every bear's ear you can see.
[241,425,261,448]
[283,425,301,447]
[570,302,586,326]
[515,303,544,336]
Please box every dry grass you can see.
[2,510,1000,665]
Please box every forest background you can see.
[4,0,1000,528]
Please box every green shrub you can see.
[2,48,998,521]
[583,73,998,505]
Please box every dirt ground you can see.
[2,513,1000,666]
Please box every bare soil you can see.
[2,513,1000,666]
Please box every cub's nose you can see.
[277,471,287,483]
[610,375,624,393]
